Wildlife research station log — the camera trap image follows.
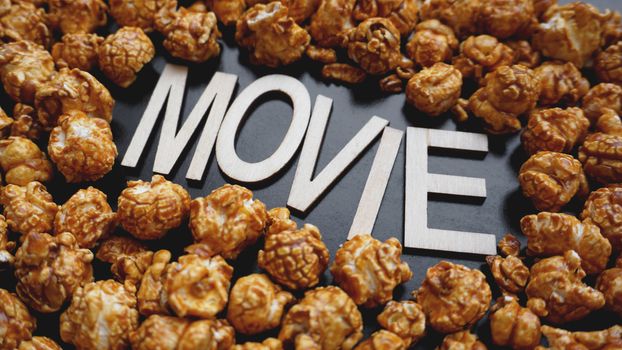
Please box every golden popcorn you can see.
[109,0,176,32]
[60,280,139,350]
[353,330,406,350]
[406,20,458,68]
[406,62,462,117]
[413,261,491,334]
[506,40,541,68]
[306,45,337,63]
[48,0,108,34]
[582,185,622,252]
[595,108,622,137]
[0,41,55,104]
[521,108,589,156]
[207,0,247,25]
[452,35,514,83]
[96,235,148,264]
[236,2,310,67]
[1,182,58,236]
[48,111,117,183]
[578,132,622,184]
[227,273,294,335]
[279,286,363,350]
[437,331,487,350]
[540,325,622,349]
[18,337,63,350]
[498,233,521,257]
[489,296,541,350]
[0,137,53,186]
[603,10,622,48]
[533,0,556,19]
[330,234,412,307]
[518,151,589,212]
[11,103,43,141]
[0,1,50,48]
[376,301,426,347]
[418,0,481,38]
[534,61,590,107]
[52,33,104,71]
[309,0,356,47]
[118,175,190,240]
[322,63,367,84]
[379,74,403,94]
[352,0,417,35]
[596,263,622,317]
[233,338,283,350]
[479,0,534,39]
[486,255,529,295]
[525,251,605,323]
[136,249,172,316]
[0,289,36,350]
[0,215,13,268]
[14,232,94,312]
[98,27,155,87]
[188,184,267,259]
[595,41,622,86]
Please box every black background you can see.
[1,0,621,348]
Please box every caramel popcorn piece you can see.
[406,20,457,68]
[234,338,283,350]
[136,249,172,315]
[0,215,13,268]
[0,41,55,104]
[0,289,36,350]
[521,108,590,156]
[596,264,622,317]
[48,111,117,183]
[377,301,426,347]
[0,1,50,48]
[452,35,514,83]
[109,0,176,32]
[96,235,148,264]
[258,207,329,290]
[582,185,622,252]
[479,0,534,39]
[352,0,418,35]
[330,234,412,307]
[602,11,622,48]
[379,74,403,94]
[279,286,363,350]
[498,233,521,257]
[582,83,622,124]
[437,331,487,350]
[525,251,605,323]
[353,330,406,350]
[595,108,622,137]
[486,255,529,295]
[60,280,139,350]
[118,175,190,240]
[305,45,337,64]
[535,61,590,107]
[413,261,491,334]
[533,0,556,19]
[419,0,481,38]
[309,0,356,47]
[0,137,52,186]
[52,33,104,71]
[227,273,294,335]
[0,105,12,139]
[322,63,367,84]
[236,2,310,67]
[489,295,541,350]
[578,132,622,184]
[595,41,622,86]
[518,151,589,212]
[541,325,622,350]
[506,40,541,68]
[188,184,267,259]
[98,27,154,87]
[206,0,246,25]
[48,0,108,34]
[406,62,462,117]
[1,182,58,236]
[18,337,63,350]
[11,104,43,141]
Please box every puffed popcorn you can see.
[48,0,108,34]
[258,207,329,290]
[468,65,540,134]
[14,232,94,312]
[306,45,337,63]
[136,249,172,316]
[107,249,156,288]
[452,35,514,83]
[11,103,43,141]
[98,27,155,87]
[588,88,622,128]
[1,182,58,236]
[109,0,176,32]
[532,2,609,68]
[353,330,406,350]
[603,11,622,48]
[498,233,521,257]
[309,0,356,47]
[0,137,53,186]
[377,301,426,347]
[352,0,418,35]
[582,185,622,252]
[55,187,116,249]
[595,41,622,86]
[489,295,541,350]
[236,2,310,68]
[406,20,458,68]
[412,261,491,334]
[525,251,605,324]
[379,74,403,94]
[540,325,622,350]
[322,63,367,84]
[48,111,117,183]
[418,0,481,38]
[535,61,590,107]
[35,68,114,130]
[52,33,104,71]
[0,289,36,350]
[436,331,487,350]
[118,175,190,240]
[533,0,556,19]
[479,0,534,39]
[60,280,139,350]
[247,0,321,24]
[0,1,51,48]
[227,273,294,335]
[330,234,412,307]
[486,255,529,295]
[0,215,13,268]
[595,108,622,135]
[130,315,235,350]
[207,0,246,25]
[96,235,148,264]
[18,337,63,350]
[521,108,590,156]
[233,338,283,350]
[596,263,622,317]
[518,151,589,212]
[506,40,541,69]
[0,105,12,139]
[188,184,267,259]
[279,286,363,350]
[406,62,462,117]
[578,132,622,184]
[0,41,55,104]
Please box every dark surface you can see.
[1,0,621,348]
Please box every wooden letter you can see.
[287,95,389,212]
[404,127,496,255]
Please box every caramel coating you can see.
[136,249,172,316]
[0,215,13,268]
[578,132,622,184]
[55,187,117,249]
[541,325,622,349]
[489,296,541,350]
[109,0,176,32]
[0,1,50,48]
[353,330,406,350]
[521,108,590,156]
[506,40,541,69]
[118,175,190,240]
[595,41,622,86]
[0,289,36,350]
[582,185,622,252]
[344,18,406,75]
[533,0,556,19]
[52,33,104,71]
[0,41,55,104]
[486,255,529,295]
[258,208,329,290]
[413,261,491,334]
[48,111,117,183]
[322,63,367,84]
[0,137,52,186]
[468,65,539,134]
[596,109,622,136]
[479,0,534,39]
[99,27,155,87]
[306,45,337,64]
[0,105,12,139]
[379,74,403,94]
[279,286,363,350]
[518,151,589,212]
[14,232,94,312]
[418,0,481,38]
[437,331,487,350]
[582,83,622,124]
[236,2,310,67]
[498,233,521,257]
[35,68,114,130]
[330,234,412,307]
[96,235,148,264]
[406,62,462,117]
[0,182,58,236]
[207,0,246,25]
[234,338,283,350]
[18,337,63,350]
[525,251,605,324]
[227,273,294,335]
[130,315,235,350]
[532,2,609,68]
[377,301,426,347]
[406,20,457,68]
[535,61,590,107]
[48,0,108,34]
[603,11,622,48]
[352,0,418,35]
[452,35,514,83]
[596,265,622,317]
[309,0,356,47]
[11,103,43,141]
[60,280,139,350]
[189,184,267,259]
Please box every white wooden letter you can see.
[405,127,496,255]
[216,74,311,183]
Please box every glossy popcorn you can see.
[582,185,622,251]
[0,41,55,104]
[0,182,58,236]
[406,20,458,68]
[534,61,590,107]
[0,289,36,350]
[52,33,104,71]
[376,301,426,347]
[0,136,53,186]
[521,108,589,156]
[47,0,108,35]
[98,27,155,87]
[489,295,541,350]
[406,62,462,117]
